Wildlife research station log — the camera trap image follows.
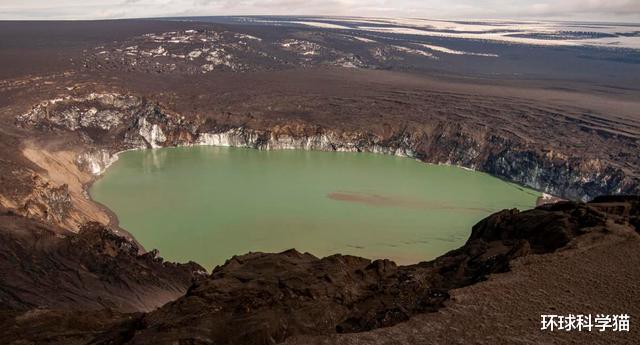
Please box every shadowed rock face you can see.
[589,195,640,234]
[0,210,205,312]
[0,309,144,345]
[13,91,640,211]
[1,197,631,345]
[131,252,448,344]
[117,198,640,344]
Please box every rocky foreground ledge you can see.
[0,196,638,345]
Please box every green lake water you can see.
[90,146,540,269]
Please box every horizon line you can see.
[0,14,638,25]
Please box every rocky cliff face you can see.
[13,91,640,233]
[19,174,73,224]
[0,208,205,312]
[191,127,639,201]
[1,197,637,345]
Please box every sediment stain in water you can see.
[91,146,540,269]
[327,191,494,212]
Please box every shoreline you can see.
[82,140,548,259]
[83,171,147,252]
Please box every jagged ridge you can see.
[16,93,640,203]
[1,197,638,345]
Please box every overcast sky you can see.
[1,0,639,22]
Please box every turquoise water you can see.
[91,146,540,269]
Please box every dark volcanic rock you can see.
[0,210,204,312]
[468,202,604,252]
[129,251,448,344]
[0,197,637,345]
[589,195,640,233]
[0,309,143,345]
[107,198,626,345]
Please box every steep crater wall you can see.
[14,92,640,225]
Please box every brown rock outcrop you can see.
[0,209,204,312]
[1,197,638,344]
[109,197,639,345]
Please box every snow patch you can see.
[391,45,438,59]
[415,43,498,57]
